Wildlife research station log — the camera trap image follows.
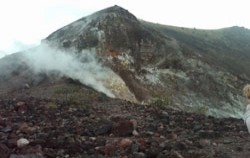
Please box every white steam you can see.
[23,43,114,98]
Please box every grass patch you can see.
[52,83,107,107]
[195,106,208,115]
[149,90,173,108]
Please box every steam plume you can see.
[23,43,114,97]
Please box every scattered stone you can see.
[223,139,233,144]
[164,142,174,150]
[7,139,18,148]
[90,137,96,141]
[130,119,137,129]
[159,142,166,149]
[64,154,70,158]
[16,102,27,113]
[109,115,123,122]
[1,126,12,133]
[158,123,164,129]
[118,138,132,148]
[111,120,134,136]
[193,125,202,132]
[17,102,26,107]
[24,83,30,89]
[157,150,168,158]
[0,143,10,158]
[160,135,165,139]
[136,138,146,151]
[145,131,154,135]
[147,124,157,132]
[167,133,177,140]
[198,139,211,148]
[171,150,184,158]
[89,114,95,119]
[0,116,5,126]
[186,117,194,121]
[19,123,29,130]
[19,123,37,135]
[17,138,30,148]
[94,124,112,135]
[236,146,243,152]
[162,111,169,117]
[9,154,45,158]
[132,130,139,136]
[133,152,146,158]
[130,143,140,153]
[175,142,187,150]
[96,144,116,155]
[154,133,160,137]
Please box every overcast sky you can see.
[0,0,249,58]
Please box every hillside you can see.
[43,5,250,117]
[2,5,250,158]
[145,23,250,77]
[1,5,250,117]
[1,6,250,117]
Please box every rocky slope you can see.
[43,5,250,117]
[0,83,250,158]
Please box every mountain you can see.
[45,5,249,117]
[1,5,250,118]
[2,5,250,158]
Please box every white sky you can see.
[0,0,249,58]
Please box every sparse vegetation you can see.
[195,106,208,115]
[149,98,166,108]
[149,90,173,108]
[52,83,103,106]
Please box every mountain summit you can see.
[45,5,179,102]
[45,5,250,117]
[1,5,250,117]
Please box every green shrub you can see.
[149,98,166,108]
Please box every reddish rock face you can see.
[111,120,134,137]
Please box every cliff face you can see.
[1,6,250,117]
